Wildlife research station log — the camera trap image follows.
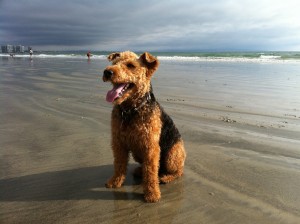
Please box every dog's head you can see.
[103,51,159,105]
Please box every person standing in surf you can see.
[29,48,33,58]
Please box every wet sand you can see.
[1,57,300,223]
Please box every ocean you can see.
[1,51,300,63]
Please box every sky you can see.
[1,0,300,52]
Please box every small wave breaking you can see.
[1,51,299,63]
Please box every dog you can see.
[103,51,186,202]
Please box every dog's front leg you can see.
[143,144,161,203]
[105,142,129,188]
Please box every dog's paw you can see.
[159,177,169,184]
[105,178,123,188]
[144,191,161,203]
[159,175,174,184]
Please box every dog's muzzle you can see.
[103,69,113,82]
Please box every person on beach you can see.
[87,51,92,59]
[29,48,33,58]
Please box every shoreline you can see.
[1,51,300,63]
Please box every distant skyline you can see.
[1,0,300,51]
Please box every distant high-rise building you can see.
[1,45,14,53]
[15,45,25,53]
[1,45,26,53]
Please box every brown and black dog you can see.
[103,51,186,202]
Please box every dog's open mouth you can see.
[106,83,133,103]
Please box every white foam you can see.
[157,56,299,64]
[37,54,79,58]
[0,53,107,60]
[259,55,281,59]
[1,53,299,64]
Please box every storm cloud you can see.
[0,0,299,51]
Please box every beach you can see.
[1,55,300,224]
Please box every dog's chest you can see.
[115,107,161,151]
[119,113,153,143]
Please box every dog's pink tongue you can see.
[106,84,126,103]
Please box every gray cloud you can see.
[0,0,299,51]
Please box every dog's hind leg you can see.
[160,140,186,184]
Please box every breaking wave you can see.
[1,51,299,63]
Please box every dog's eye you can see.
[126,63,135,69]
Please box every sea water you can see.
[1,51,300,62]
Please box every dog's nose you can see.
[103,69,113,81]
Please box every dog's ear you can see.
[107,52,121,62]
[140,52,159,77]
